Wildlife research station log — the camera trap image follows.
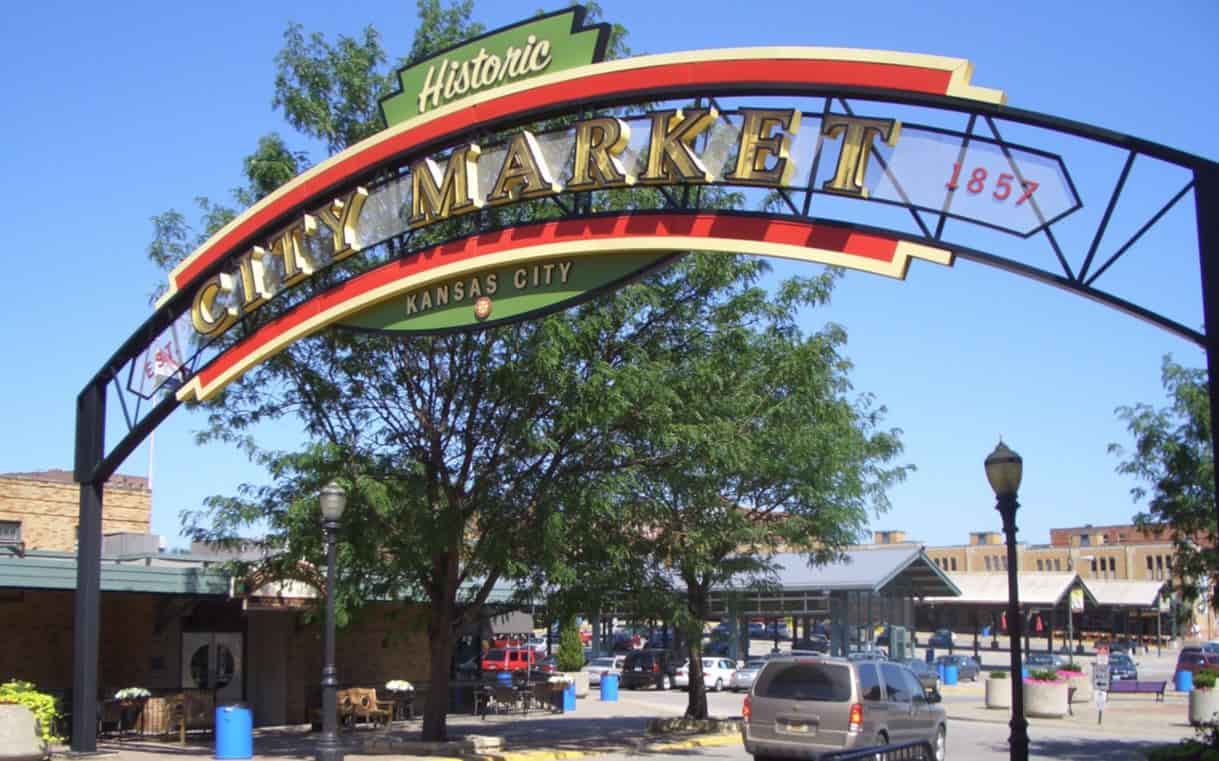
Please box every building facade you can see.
[0,470,151,552]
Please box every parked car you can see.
[581,655,625,686]
[1174,647,1219,677]
[1108,652,1139,682]
[1025,653,1064,671]
[704,638,733,657]
[730,657,770,692]
[934,654,981,682]
[481,647,537,673]
[620,649,679,690]
[760,621,792,641]
[675,657,739,691]
[535,655,559,674]
[792,634,831,654]
[928,629,955,648]
[747,622,767,638]
[898,658,941,694]
[847,650,888,662]
[742,655,946,760]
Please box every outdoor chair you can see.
[491,684,525,716]
[348,687,392,728]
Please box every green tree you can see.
[1111,356,1217,610]
[610,261,909,719]
[557,617,585,672]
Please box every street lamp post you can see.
[985,440,1029,761]
[317,481,347,761]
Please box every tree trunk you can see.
[685,583,710,720]
[422,594,455,741]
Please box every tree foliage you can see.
[1111,356,1217,609]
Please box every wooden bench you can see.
[1108,680,1167,702]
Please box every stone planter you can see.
[566,671,590,698]
[985,677,1010,710]
[0,703,46,761]
[1024,680,1069,718]
[1189,687,1219,726]
[1058,671,1091,703]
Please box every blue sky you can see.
[1,0,1215,550]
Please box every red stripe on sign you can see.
[191,212,900,391]
[172,57,950,290]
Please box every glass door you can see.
[182,632,243,703]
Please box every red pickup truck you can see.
[481,647,537,672]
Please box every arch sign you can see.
[72,5,1219,751]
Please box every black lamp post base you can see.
[316,733,345,761]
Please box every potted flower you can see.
[547,674,575,712]
[985,670,1010,710]
[1189,669,1219,726]
[115,687,151,706]
[1024,669,1069,718]
[385,680,414,694]
[1056,662,1091,703]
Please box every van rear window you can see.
[755,662,851,702]
[486,649,506,661]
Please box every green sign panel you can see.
[380,7,609,126]
[340,253,676,335]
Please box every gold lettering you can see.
[486,130,562,205]
[190,273,237,337]
[726,109,801,186]
[315,187,369,261]
[273,214,318,288]
[640,108,718,184]
[514,268,528,289]
[820,116,900,198]
[568,117,634,191]
[409,145,483,228]
[420,290,432,310]
[406,293,418,315]
[236,246,271,311]
[485,273,497,294]
[558,261,572,283]
[453,280,465,301]
[469,278,482,297]
[435,284,448,306]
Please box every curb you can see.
[471,732,742,761]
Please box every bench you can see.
[1107,680,1167,702]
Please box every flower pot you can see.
[0,703,46,761]
[1024,680,1069,718]
[985,677,1011,710]
[1189,687,1219,726]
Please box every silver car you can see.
[731,657,770,692]
[742,655,947,760]
[581,655,625,686]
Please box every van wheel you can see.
[714,678,724,692]
[934,725,947,761]
[660,675,673,690]
[870,732,889,761]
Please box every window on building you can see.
[0,521,20,545]
[1147,556,1154,572]
[985,556,992,571]
[1004,556,1009,571]
[950,558,957,571]
[1091,558,1098,574]
[1054,558,1062,571]
[1109,557,1116,572]
[1037,559,1044,571]
[1167,556,1173,572]
[1080,534,1092,547]
[1156,556,1163,569]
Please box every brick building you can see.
[0,470,151,552]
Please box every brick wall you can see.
[0,471,151,551]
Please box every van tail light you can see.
[742,694,752,721]
[848,703,864,734]
[652,662,660,673]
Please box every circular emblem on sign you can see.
[474,296,493,320]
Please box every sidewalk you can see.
[938,680,1195,741]
[86,692,733,761]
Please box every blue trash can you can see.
[600,673,619,702]
[1021,666,1029,679]
[563,682,576,711]
[215,704,253,760]
[1176,670,1194,692]
[944,664,959,686]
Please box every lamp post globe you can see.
[985,440,1028,761]
[317,482,346,761]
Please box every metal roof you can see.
[923,572,1095,608]
[1080,578,1170,608]
[717,546,961,597]
[0,551,230,596]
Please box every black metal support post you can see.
[1194,166,1219,598]
[316,518,344,761]
[997,495,1029,761]
[71,381,105,752]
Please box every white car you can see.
[581,655,625,686]
[675,657,739,691]
[729,656,769,691]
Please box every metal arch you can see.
[71,72,1219,751]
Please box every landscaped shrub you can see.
[0,679,62,744]
[1027,668,1061,682]
[1196,669,1219,690]
[1057,662,1083,673]
[557,617,585,672]
[989,670,1009,679]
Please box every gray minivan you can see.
[742,655,946,760]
